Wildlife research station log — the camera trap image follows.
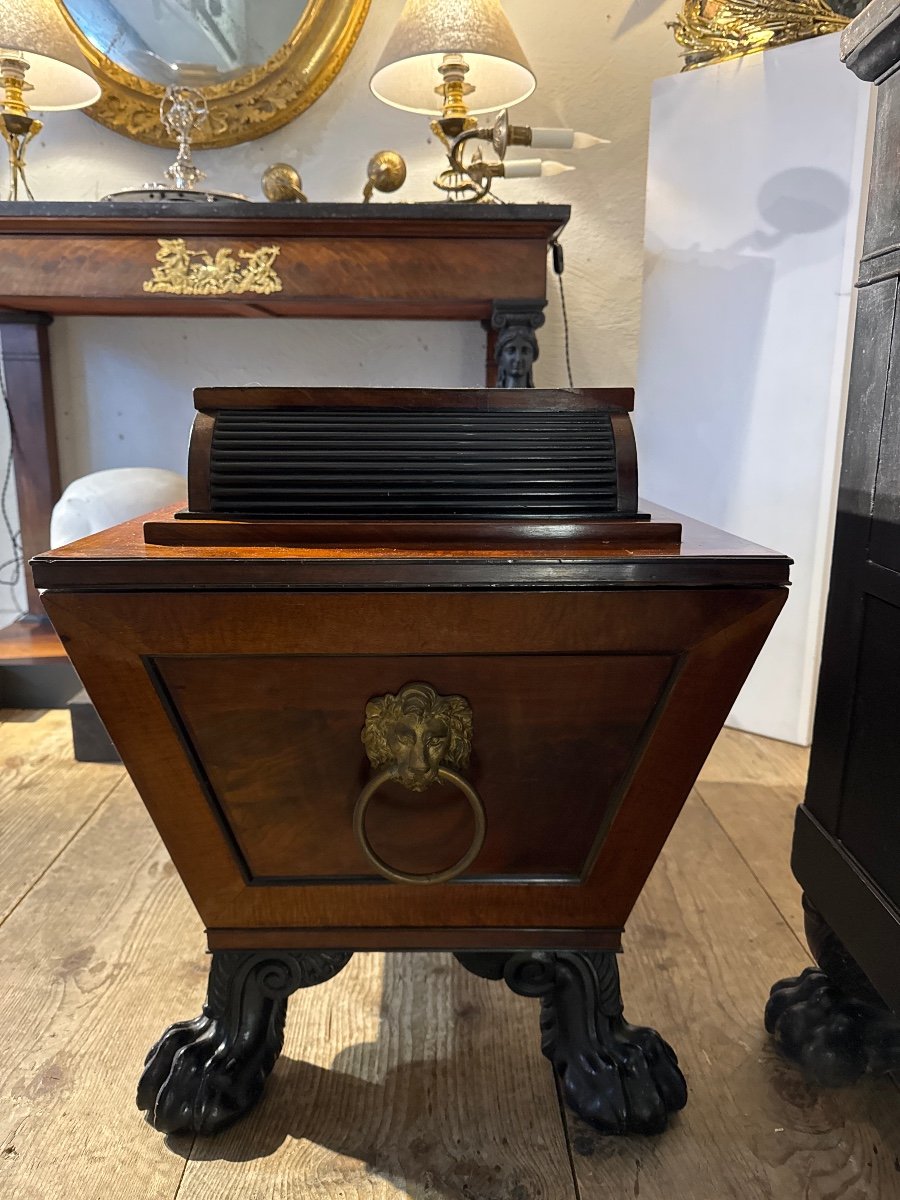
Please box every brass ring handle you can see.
[353,765,487,885]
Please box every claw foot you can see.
[765,966,900,1087]
[137,949,352,1134]
[456,949,687,1135]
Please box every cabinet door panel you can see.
[805,276,898,831]
[155,652,677,884]
[836,595,900,909]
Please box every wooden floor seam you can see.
[692,781,811,960]
[0,774,124,930]
[1,713,898,1199]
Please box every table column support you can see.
[0,309,58,616]
[490,299,547,388]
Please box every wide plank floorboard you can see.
[1,715,897,1200]
[0,773,204,1200]
[696,729,810,943]
[565,790,900,1199]
[0,709,124,922]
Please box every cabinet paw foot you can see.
[137,949,352,1134]
[764,898,900,1087]
[455,949,687,1135]
[765,966,900,1086]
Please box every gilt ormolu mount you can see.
[33,385,789,1139]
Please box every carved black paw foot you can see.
[545,1006,687,1135]
[137,949,352,1135]
[765,966,900,1087]
[137,1005,281,1135]
[456,949,687,1135]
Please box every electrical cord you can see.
[550,238,575,388]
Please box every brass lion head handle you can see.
[361,682,472,793]
[356,683,484,885]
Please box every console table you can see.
[0,201,568,704]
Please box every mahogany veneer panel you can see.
[154,652,677,883]
[39,580,787,948]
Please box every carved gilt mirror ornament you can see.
[56,0,371,148]
[669,0,861,69]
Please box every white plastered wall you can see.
[0,11,870,744]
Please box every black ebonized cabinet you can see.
[766,0,900,1082]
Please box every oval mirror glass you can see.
[58,0,370,147]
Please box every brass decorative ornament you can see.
[355,682,485,885]
[362,150,408,202]
[261,162,308,203]
[670,0,851,69]
[56,0,371,148]
[143,239,283,297]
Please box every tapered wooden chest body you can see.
[32,387,788,1137]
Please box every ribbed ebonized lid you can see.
[209,407,623,520]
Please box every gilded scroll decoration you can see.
[142,239,283,297]
[669,0,850,69]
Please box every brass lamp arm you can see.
[446,126,503,203]
[448,125,491,175]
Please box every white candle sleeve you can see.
[502,159,576,178]
[529,128,610,150]
[529,127,576,149]
[502,158,543,178]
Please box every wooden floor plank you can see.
[1,714,897,1200]
[178,951,578,1200]
[700,728,810,788]
[696,730,810,945]
[0,775,204,1200]
[0,709,125,922]
[564,790,900,1200]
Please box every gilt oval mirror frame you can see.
[56,0,371,149]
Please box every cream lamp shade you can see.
[0,0,99,110]
[371,0,535,116]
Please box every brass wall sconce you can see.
[369,0,603,201]
[447,108,606,202]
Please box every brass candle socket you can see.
[0,57,40,200]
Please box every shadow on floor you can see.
[168,1030,560,1200]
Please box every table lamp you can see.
[370,0,602,200]
[0,0,100,199]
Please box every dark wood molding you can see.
[0,200,570,240]
[192,385,633,412]
[205,926,625,951]
[842,0,900,82]
[791,805,900,1012]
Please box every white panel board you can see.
[635,33,873,744]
